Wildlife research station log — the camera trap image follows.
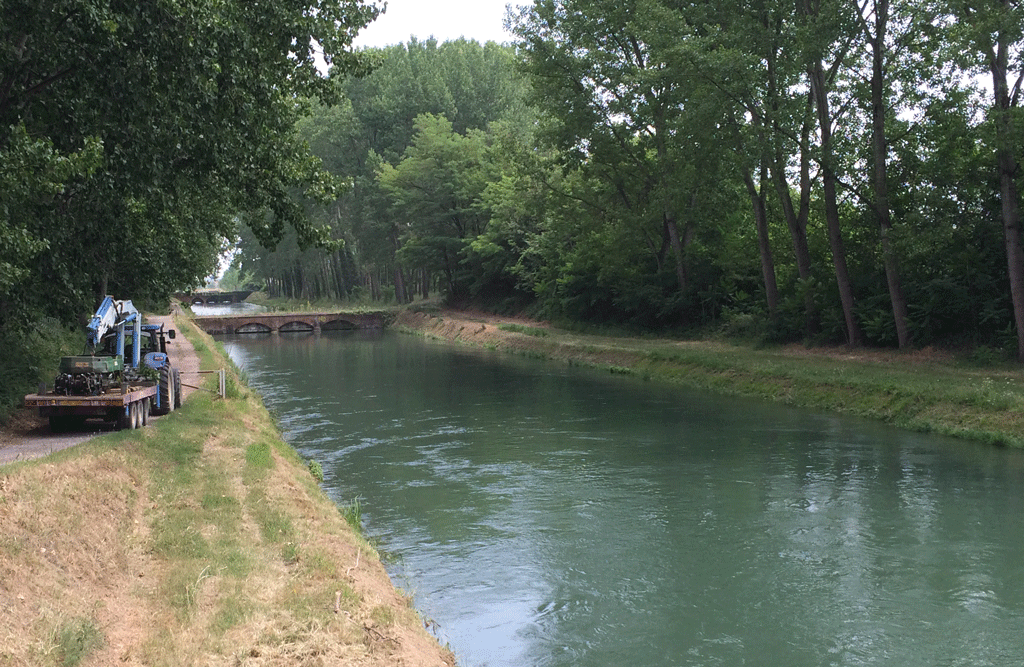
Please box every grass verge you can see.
[395,309,1024,448]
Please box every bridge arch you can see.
[321,319,358,331]
[192,310,384,335]
[235,322,273,334]
[280,321,315,333]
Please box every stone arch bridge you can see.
[193,311,389,335]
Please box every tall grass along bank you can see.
[395,309,1024,449]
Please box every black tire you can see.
[173,367,182,408]
[155,365,174,415]
[118,402,135,430]
[140,398,149,427]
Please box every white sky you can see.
[353,0,523,48]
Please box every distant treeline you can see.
[234,0,1024,358]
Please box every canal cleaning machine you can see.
[24,296,182,432]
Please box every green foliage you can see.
[245,442,274,470]
[497,323,549,337]
[307,459,325,483]
[338,497,364,533]
[380,113,492,301]
[0,316,81,422]
[236,38,532,305]
[216,264,262,293]
[0,125,103,302]
[6,1,1015,354]
[255,506,295,545]
[51,616,104,667]
[0,0,380,405]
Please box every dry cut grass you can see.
[0,321,454,667]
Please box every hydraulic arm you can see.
[87,296,142,367]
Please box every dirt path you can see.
[0,310,200,465]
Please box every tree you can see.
[857,0,911,347]
[0,0,381,415]
[703,0,820,333]
[950,0,1024,358]
[0,125,102,312]
[798,0,865,346]
[378,114,490,301]
[511,0,742,310]
[0,0,380,322]
[238,38,530,304]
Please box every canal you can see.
[221,330,1024,667]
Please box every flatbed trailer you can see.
[25,383,163,432]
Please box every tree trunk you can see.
[998,148,1024,361]
[368,271,380,302]
[394,266,407,304]
[665,212,688,296]
[743,168,779,317]
[770,88,817,335]
[808,59,862,346]
[868,0,911,348]
[989,24,1024,360]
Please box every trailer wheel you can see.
[118,402,135,430]
[140,398,150,426]
[132,401,142,429]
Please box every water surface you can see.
[223,331,1024,667]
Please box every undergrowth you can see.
[51,616,104,667]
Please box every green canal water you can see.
[221,330,1024,667]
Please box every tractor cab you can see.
[98,323,176,371]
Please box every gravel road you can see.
[0,310,201,465]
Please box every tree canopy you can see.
[232,8,1023,358]
[10,0,1020,377]
[233,37,533,306]
[0,0,380,414]
[1,0,379,322]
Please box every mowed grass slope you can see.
[0,319,453,667]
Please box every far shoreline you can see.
[391,306,1024,449]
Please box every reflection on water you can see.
[223,332,1024,667]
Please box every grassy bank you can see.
[395,309,1024,448]
[0,318,454,667]
[242,292,394,318]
